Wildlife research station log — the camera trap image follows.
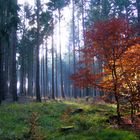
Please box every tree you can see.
[51,18,55,99]
[35,0,41,102]
[0,38,3,104]
[10,0,19,102]
[71,18,140,124]
[0,0,9,103]
[18,1,53,101]
[19,3,32,97]
[72,0,77,98]
[0,0,19,103]
[47,0,70,98]
[118,44,140,121]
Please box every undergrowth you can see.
[0,101,139,140]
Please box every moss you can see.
[0,101,139,140]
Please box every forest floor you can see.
[0,99,140,140]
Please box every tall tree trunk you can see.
[77,16,82,97]
[72,0,77,98]
[0,40,6,100]
[68,44,71,97]
[58,9,65,98]
[20,56,24,96]
[51,24,55,99]
[8,0,18,101]
[42,54,46,98]
[28,56,33,97]
[40,55,43,96]
[55,50,58,98]
[32,49,36,97]
[10,28,18,102]
[36,47,41,102]
[45,43,49,96]
[0,39,3,104]
[4,42,10,98]
[35,0,41,102]
[81,0,89,96]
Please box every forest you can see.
[0,0,140,139]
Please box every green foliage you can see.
[0,102,139,140]
[0,0,19,38]
[47,0,70,11]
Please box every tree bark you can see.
[35,0,41,102]
[10,28,18,102]
[55,50,58,98]
[58,9,65,98]
[0,39,2,104]
[51,22,55,99]
[112,67,121,125]
[72,0,77,98]
[0,39,6,101]
[45,43,49,96]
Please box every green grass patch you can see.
[0,101,139,140]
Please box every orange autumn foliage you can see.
[72,18,140,90]
[71,18,140,122]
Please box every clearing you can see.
[0,101,139,140]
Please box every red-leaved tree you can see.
[71,18,140,124]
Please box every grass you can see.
[0,101,139,140]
